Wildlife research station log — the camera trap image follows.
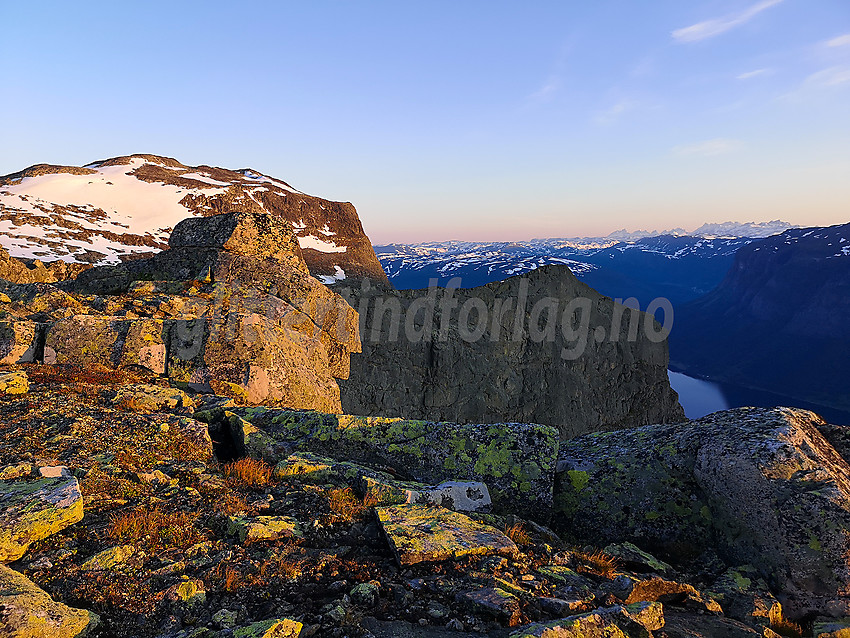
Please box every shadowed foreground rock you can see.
[206,407,559,520]
[554,407,850,619]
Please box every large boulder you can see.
[209,407,559,519]
[0,564,99,637]
[339,265,684,438]
[1,473,84,562]
[553,407,850,619]
[6,209,360,413]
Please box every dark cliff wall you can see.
[339,265,684,438]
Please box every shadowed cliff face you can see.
[670,222,850,412]
[339,265,684,439]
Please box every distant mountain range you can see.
[375,222,796,308]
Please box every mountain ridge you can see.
[0,154,389,285]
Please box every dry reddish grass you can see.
[25,364,148,386]
[327,487,369,522]
[504,522,532,546]
[576,549,620,578]
[223,458,272,487]
[108,506,203,552]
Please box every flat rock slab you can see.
[0,475,84,562]
[233,618,304,637]
[0,563,99,637]
[377,504,517,566]
[508,603,664,638]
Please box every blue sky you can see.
[1,1,848,243]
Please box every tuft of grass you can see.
[576,549,620,578]
[504,522,532,546]
[222,458,272,487]
[327,487,369,522]
[108,506,202,552]
[769,605,803,638]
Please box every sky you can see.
[1,1,848,243]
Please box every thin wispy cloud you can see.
[528,76,561,103]
[594,100,637,125]
[673,138,745,157]
[780,66,850,102]
[805,66,850,88]
[672,0,783,43]
[825,34,850,48]
[737,68,770,80]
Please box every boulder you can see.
[0,474,84,562]
[0,369,29,395]
[508,602,664,637]
[376,504,517,565]
[232,618,304,638]
[709,566,782,627]
[554,407,850,619]
[0,563,99,637]
[215,407,559,519]
[457,587,522,625]
[25,208,362,413]
[226,515,303,544]
[0,321,39,364]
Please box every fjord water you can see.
[668,371,850,425]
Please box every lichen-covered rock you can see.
[226,515,303,544]
[218,408,559,519]
[0,474,84,562]
[623,577,721,613]
[0,321,39,364]
[554,407,850,619]
[362,476,492,512]
[0,369,28,395]
[80,545,137,572]
[12,208,363,413]
[165,577,207,606]
[112,384,193,413]
[508,602,664,637]
[232,618,303,638]
[603,542,673,575]
[709,566,782,627]
[0,563,99,637]
[376,504,517,566]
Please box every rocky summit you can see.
[0,154,388,285]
